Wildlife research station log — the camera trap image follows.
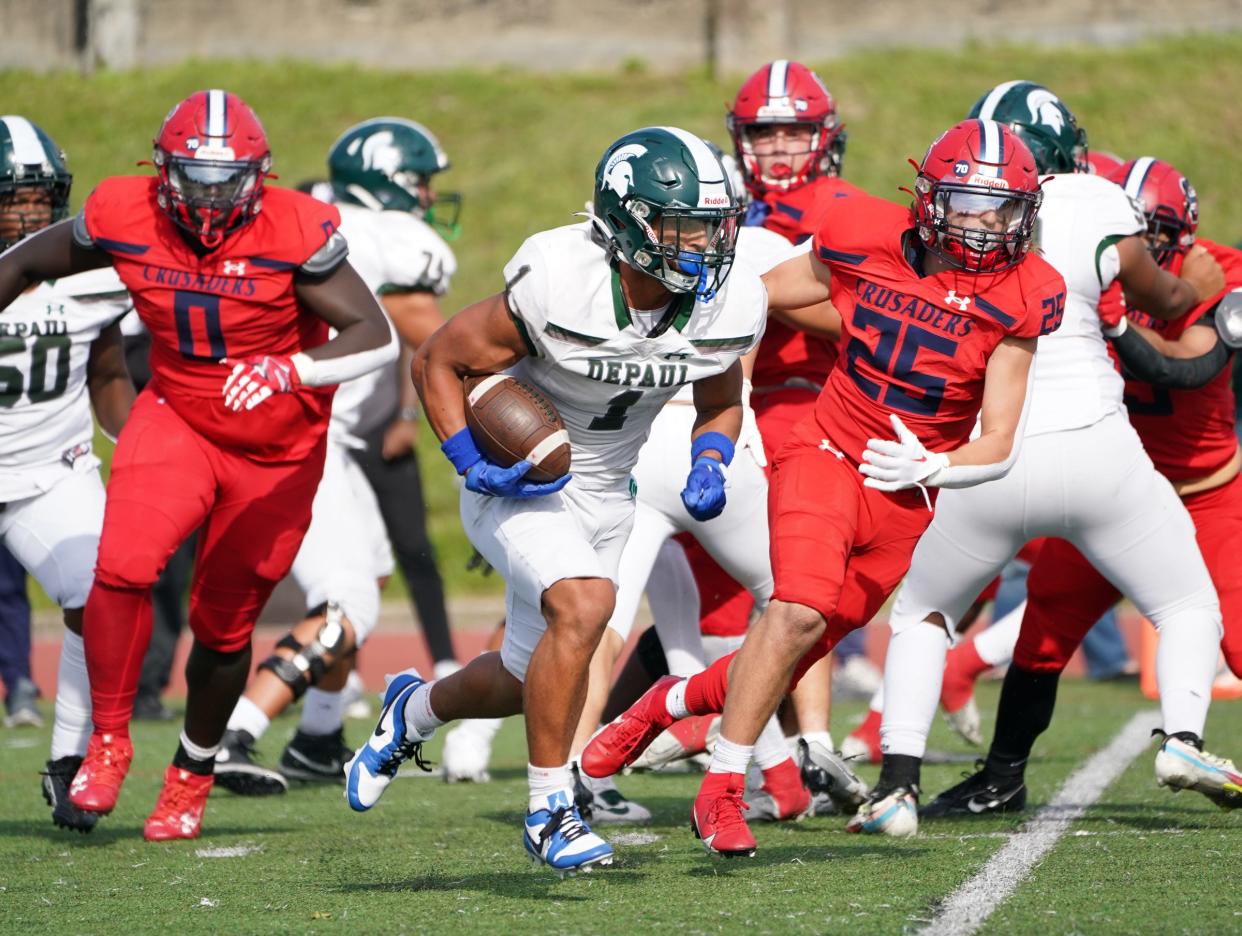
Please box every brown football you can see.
[463,374,572,483]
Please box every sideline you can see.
[917,709,1161,936]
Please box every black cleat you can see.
[42,756,98,833]
[571,762,595,821]
[279,728,351,783]
[214,729,289,795]
[921,762,1027,819]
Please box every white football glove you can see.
[858,414,949,492]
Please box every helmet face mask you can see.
[0,115,72,250]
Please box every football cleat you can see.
[920,762,1027,819]
[523,791,614,877]
[214,729,288,796]
[944,696,984,746]
[630,714,719,772]
[744,760,811,822]
[691,772,756,857]
[41,756,98,834]
[68,732,133,814]
[280,728,351,783]
[344,669,433,811]
[580,675,681,778]
[840,727,882,766]
[144,766,214,842]
[574,765,652,824]
[798,737,869,812]
[846,785,920,838]
[1155,735,1242,809]
[440,719,499,784]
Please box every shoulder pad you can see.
[1214,288,1242,349]
[72,211,95,249]
[299,230,349,277]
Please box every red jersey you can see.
[750,177,866,389]
[83,176,340,461]
[1102,238,1242,481]
[811,194,1065,462]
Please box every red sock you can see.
[761,756,802,791]
[83,582,154,736]
[698,765,745,799]
[941,639,989,712]
[684,653,734,715]
[851,707,882,746]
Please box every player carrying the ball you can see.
[343,126,767,876]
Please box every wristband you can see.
[691,430,735,466]
[1101,317,1127,339]
[441,426,483,475]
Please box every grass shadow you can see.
[334,867,647,901]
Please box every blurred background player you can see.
[0,544,38,727]
[0,115,135,831]
[0,89,398,841]
[215,117,458,794]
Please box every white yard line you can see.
[918,709,1161,936]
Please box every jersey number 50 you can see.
[0,334,71,406]
[845,305,957,416]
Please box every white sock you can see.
[665,677,689,719]
[50,630,92,760]
[527,762,573,813]
[180,730,220,761]
[753,717,792,770]
[975,600,1025,666]
[404,682,445,737]
[708,736,753,775]
[227,695,271,740]
[299,688,344,735]
[1156,609,1221,738]
[879,620,947,759]
[800,730,834,752]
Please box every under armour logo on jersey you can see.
[944,290,972,310]
[819,439,845,460]
[663,352,691,361]
[222,260,246,275]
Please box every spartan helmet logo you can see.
[350,130,402,178]
[603,143,648,198]
[1025,88,1065,134]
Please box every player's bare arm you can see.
[690,359,744,456]
[292,260,396,370]
[380,290,446,458]
[0,218,111,307]
[1117,237,1221,321]
[761,249,832,313]
[86,321,136,439]
[771,296,842,338]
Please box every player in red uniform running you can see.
[923,158,1242,818]
[0,90,397,841]
[584,119,1067,856]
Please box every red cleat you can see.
[144,766,214,842]
[691,771,756,856]
[68,732,134,814]
[748,757,811,821]
[581,675,682,778]
[841,709,882,764]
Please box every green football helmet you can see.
[0,115,71,250]
[592,126,742,301]
[327,117,462,239]
[967,81,1088,175]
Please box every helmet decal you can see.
[355,131,404,176]
[602,143,648,198]
[1025,88,1066,135]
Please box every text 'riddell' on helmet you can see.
[967,80,1088,175]
[0,115,72,250]
[591,126,742,302]
[328,117,462,239]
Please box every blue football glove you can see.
[681,456,727,521]
[464,459,571,498]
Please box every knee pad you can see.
[258,602,347,700]
[304,578,380,646]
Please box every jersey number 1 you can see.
[589,390,642,431]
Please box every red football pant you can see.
[684,387,819,639]
[84,389,326,733]
[1018,473,1242,677]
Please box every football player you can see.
[343,126,766,876]
[584,119,1066,857]
[924,158,1242,817]
[0,90,397,841]
[866,83,1229,836]
[0,115,134,833]
[215,117,458,794]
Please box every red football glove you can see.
[1096,288,1127,331]
[222,354,301,411]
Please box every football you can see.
[463,374,572,483]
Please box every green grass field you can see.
[5,32,1242,601]
[1,682,1238,934]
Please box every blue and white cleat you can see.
[1155,735,1242,809]
[845,785,920,837]
[344,669,433,811]
[523,791,615,877]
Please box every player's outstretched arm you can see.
[771,297,842,339]
[86,322,136,440]
[1117,239,1222,322]
[1107,314,1228,390]
[291,260,397,383]
[761,250,832,314]
[0,219,112,310]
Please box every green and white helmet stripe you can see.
[968,81,1088,175]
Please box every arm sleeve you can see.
[928,359,1036,489]
[1110,318,1230,390]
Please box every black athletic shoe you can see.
[41,756,98,833]
[921,762,1027,819]
[214,729,289,795]
[279,729,351,783]
[571,762,595,821]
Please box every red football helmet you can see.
[911,119,1043,274]
[1086,149,1124,177]
[727,60,845,196]
[153,89,272,248]
[1108,157,1199,269]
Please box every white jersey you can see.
[330,202,456,447]
[0,268,130,500]
[504,222,768,492]
[1024,172,1145,435]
